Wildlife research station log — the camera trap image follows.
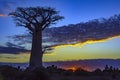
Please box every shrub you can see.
[0,73,4,80]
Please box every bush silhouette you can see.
[16,67,50,80]
[0,65,20,80]
[0,73,4,80]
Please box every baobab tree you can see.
[9,7,64,69]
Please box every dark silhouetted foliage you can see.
[74,67,90,76]
[10,6,64,69]
[0,65,21,80]
[1,65,120,80]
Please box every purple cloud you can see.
[0,42,29,54]
[43,14,120,46]
[9,14,120,48]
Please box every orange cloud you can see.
[0,14,6,17]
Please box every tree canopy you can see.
[9,7,64,34]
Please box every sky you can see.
[0,0,120,70]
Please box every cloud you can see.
[0,0,26,16]
[0,14,6,17]
[43,14,120,46]
[5,42,25,49]
[10,14,120,48]
[0,46,29,54]
[0,1,15,15]
[0,42,30,54]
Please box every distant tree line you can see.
[0,65,120,80]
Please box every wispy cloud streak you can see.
[0,14,6,17]
[0,0,26,16]
[0,42,29,54]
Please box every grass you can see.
[0,73,3,80]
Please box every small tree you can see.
[9,7,64,69]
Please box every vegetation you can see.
[9,7,64,69]
[0,73,4,80]
[0,65,120,80]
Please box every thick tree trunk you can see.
[29,29,43,69]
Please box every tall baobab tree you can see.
[9,7,64,69]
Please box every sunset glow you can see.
[0,14,6,17]
[52,35,120,49]
[0,36,120,63]
[0,0,120,72]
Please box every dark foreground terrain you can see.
[0,65,120,80]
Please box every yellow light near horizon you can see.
[52,35,120,49]
[0,36,120,63]
[43,36,120,62]
[72,67,76,72]
[0,53,30,63]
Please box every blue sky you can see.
[0,0,120,44]
[0,0,120,64]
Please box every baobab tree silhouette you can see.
[9,7,64,69]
